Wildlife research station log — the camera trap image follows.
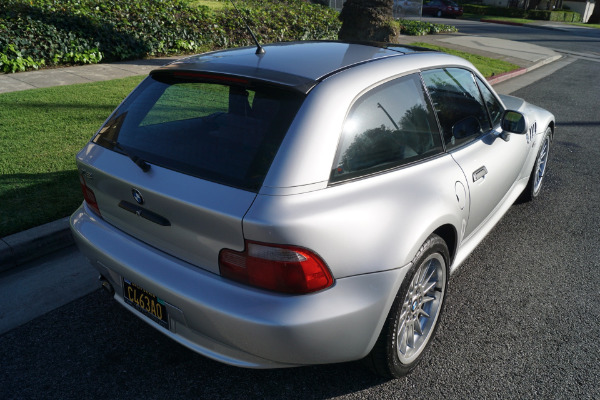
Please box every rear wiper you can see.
[95,136,151,172]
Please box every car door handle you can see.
[473,166,488,182]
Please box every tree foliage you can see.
[0,0,340,72]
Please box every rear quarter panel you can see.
[244,154,468,279]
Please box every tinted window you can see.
[476,77,504,127]
[422,68,491,150]
[93,75,303,192]
[331,74,442,182]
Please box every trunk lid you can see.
[77,143,255,274]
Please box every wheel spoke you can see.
[421,295,435,305]
[397,320,408,355]
[415,265,426,286]
[422,280,437,295]
[414,317,423,335]
[423,266,436,285]
[399,307,409,320]
[407,321,415,348]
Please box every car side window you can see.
[422,68,492,150]
[476,77,504,127]
[331,73,442,182]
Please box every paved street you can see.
[1,21,599,400]
[433,17,600,57]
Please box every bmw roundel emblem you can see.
[132,188,144,205]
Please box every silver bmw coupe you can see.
[70,41,554,378]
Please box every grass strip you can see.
[461,13,534,25]
[567,22,600,29]
[462,14,600,29]
[0,76,145,237]
[411,42,520,78]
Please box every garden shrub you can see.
[463,4,528,17]
[0,0,339,72]
[212,0,341,48]
[398,19,458,35]
[0,0,459,73]
[549,11,581,22]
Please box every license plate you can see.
[123,279,168,328]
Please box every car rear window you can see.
[93,73,304,192]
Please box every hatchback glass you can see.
[93,74,304,192]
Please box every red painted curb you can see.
[487,67,528,85]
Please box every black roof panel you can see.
[154,41,428,93]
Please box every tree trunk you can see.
[338,0,399,43]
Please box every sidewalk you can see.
[482,18,598,33]
[394,33,561,84]
[0,56,181,94]
[0,33,562,273]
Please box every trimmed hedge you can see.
[464,4,527,17]
[464,4,581,22]
[0,0,460,73]
[528,9,582,22]
[0,0,340,73]
[212,0,341,48]
[398,19,459,35]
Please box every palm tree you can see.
[338,0,399,42]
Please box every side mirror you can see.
[501,110,529,134]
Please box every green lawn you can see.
[411,42,520,78]
[567,22,600,29]
[475,15,535,24]
[0,76,144,237]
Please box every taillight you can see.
[219,241,334,294]
[79,174,101,217]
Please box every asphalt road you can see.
[434,17,600,58]
[2,27,600,400]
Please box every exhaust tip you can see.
[99,275,114,296]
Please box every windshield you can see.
[93,74,304,192]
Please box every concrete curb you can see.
[488,67,527,85]
[487,53,562,85]
[0,217,74,274]
[480,19,582,32]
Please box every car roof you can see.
[153,41,435,94]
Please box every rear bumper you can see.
[70,203,410,368]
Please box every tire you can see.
[364,234,449,378]
[436,10,443,17]
[519,126,551,202]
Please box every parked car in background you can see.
[422,0,464,17]
[71,41,554,378]
[393,0,422,18]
